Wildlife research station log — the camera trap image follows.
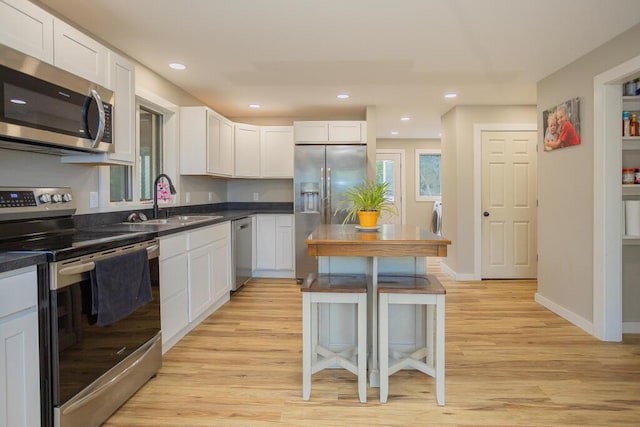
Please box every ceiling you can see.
[36,0,640,139]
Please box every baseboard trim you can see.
[438,261,477,281]
[535,292,594,336]
[622,322,640,334]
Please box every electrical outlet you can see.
[253,192,259,201]
[208,192,214,202]
[89,192,99,208]
[185,192,190,203]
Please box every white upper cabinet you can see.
[60,50,136,165]
[294,121,366,143]
[0,0,53,63]
[53,18,108,86]
[219,118,234,176]
[106,51,136,163]
[234,124,261,178]
[260,126,294,178]
[180,107,234,177]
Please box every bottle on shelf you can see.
[631,114,639,137]
[623,111,630,136]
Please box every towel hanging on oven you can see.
[90,248,152,326]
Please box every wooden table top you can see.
[305,224,451,257]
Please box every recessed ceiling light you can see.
[444,92,457,99]
[391,131,399,135]
[337,93,350,99]
[169,62,186,70]
[10,99,26,105]
[249,104,261,109]
[400,117,410,121]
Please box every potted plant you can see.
[335,180,397,227]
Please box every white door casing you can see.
[376,149,406,224]
[481,130,537,279]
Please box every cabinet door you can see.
[261,126,294,178]
[179,107,208,174]
[275,215,294,270]
[207,111,221,174]
[159,253,189,345]
[256,215,276,270]
[0,267,40,427]
[328,121,363,142]
[212,237,231,303]
[219,119,235,176]
[106,51,135,163]
[234,124,261,177]
[294,121,329,142]
[0,0,53,63]
[188,244,214,321]
[53,18,107,86]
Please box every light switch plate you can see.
[253,192,259,201]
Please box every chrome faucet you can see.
[153,173,177,219]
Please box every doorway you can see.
[376,149,405,224]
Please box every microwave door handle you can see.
[89,89,106,148]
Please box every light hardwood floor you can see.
[104,263,640,426]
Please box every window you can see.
[138,107,163,201]
[109,104,164,203]
[415,149,441,201]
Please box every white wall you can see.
[441,105,537,278]
[537,23,640,329]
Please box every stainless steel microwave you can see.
[0,44,114,155]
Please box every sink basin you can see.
[125,215,224,226]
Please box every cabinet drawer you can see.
[160,233,188,260]
[188,226,215,250]
[0,267,37,319]
[276,215,293,227]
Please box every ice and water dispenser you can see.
[300,182,320,212]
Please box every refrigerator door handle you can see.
[320,167,325,223]
[326,167,331,221]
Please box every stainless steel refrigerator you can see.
[294,144,367,282]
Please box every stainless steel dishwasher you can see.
[231,217,252,291]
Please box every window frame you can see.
[100,89,179,210]
[415,148,442,202]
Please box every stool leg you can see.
[302,293,311,400]
[435,295,445,406]
[379,293,389,403]
[357,293,367,403]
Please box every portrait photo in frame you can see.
[543,97,581,151]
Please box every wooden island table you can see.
[305,224,451,388]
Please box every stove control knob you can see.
[39,194,51,204]
[62,193,73,203]
[51,193,63,203]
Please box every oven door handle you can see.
[58,262,96,276]
[58,245,159,277]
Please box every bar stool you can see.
[301,273,367,403]
[378,274,446,405]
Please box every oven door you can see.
[49,240,161,427]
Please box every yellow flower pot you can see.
[357,211,380,228]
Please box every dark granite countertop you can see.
[0,204,293,272]
[0,252,47,274]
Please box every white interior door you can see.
[481,131,537,279]
[376,150,404,224]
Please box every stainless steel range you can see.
[0,187,161,427]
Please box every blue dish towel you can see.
[90,248,152,326]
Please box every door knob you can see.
[483,211,490,217]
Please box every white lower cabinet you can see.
[159,222,231,352]
[0,266,41,427]
[254,214,294,278]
